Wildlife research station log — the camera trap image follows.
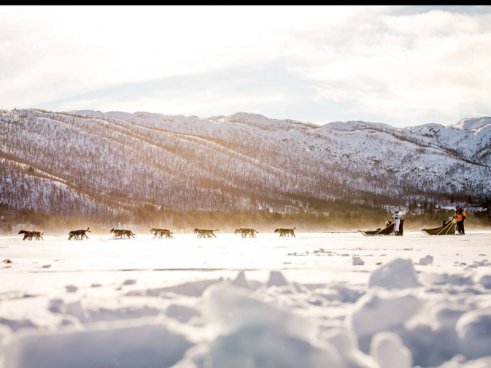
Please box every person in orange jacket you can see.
[455,205,467,234]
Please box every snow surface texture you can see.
[1,232,491,368]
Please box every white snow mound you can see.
[370,331,412,368]
[321,327,378,368]
[419,255,434,266]
[267,270,289,287]
[456,307,491,359]
[202,283,308,337]
[195,284,345,368]
[353,256,365,266]
[231,271,249,289]
[368,258,421,289]
[2,322,193,368]
[349,292,423,338]
[479,274,491,289]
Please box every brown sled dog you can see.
[274,227,296,237]
[68,227,91,240]
[234,228,258,238]
[18,230,44,241]
[194,228,218,238]
[110,228,135,239]
[150,228,173,239]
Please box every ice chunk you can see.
[333,285,365,303]
[58,316,82,329]
[48,298,161,324]
[3,322,193,368]
[348,292,422,343]
[321,327,358,352]
[0,317,37,332]
[321,327,378,368]
[479,274,491,289]
[203,284,299,335]
[166,304,200,323]
[267,270,288,287]
[419,255,433,265]
[432,305,468,330]
[440,356,491,368]
[65,285,78,293]
[231,271,249,289]
[439,354,466,368]
[456,307,491,359]
[197,324,345,368]
[353,256,365,266]
[402,323,451,367]
[368,259,421,289]
[461,357,491,367]
[403,305,469,367]
[194,284,345,368]
[465,259,491,269]
[83,305,162,324]
[312,285,364,304]
[370,332,412,368]
[127,279,221,297]
[48,298,64,314]
[423,272,473,286]
[64,301,85,321]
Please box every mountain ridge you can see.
[1,108,490,217]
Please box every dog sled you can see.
[361,221,395,236]
[421,218,456,235]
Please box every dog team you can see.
[17,226,296,240]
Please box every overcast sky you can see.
[1,6,490,127]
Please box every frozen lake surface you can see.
[1,232,491,367]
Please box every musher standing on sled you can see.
[392,208,401,236]
[455,206,467,234]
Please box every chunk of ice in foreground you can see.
[456,307,491,359]
[193,284,345,368]
[352,256,365,266]
[370,331,412,368]
[368,258,421,289]
[231,271,249,289]
[267,270,288,287]
[321,327,378,368]
[2,322,193,368]
[348,291,422,351]
[440,356,491,368]
[419,255,434,266]
[479,274,491,289]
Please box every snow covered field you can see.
[1,232,491,368]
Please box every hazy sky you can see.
[1,6,491,127]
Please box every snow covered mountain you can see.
[1,109,490,216]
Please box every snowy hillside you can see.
[0,109,490,216]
